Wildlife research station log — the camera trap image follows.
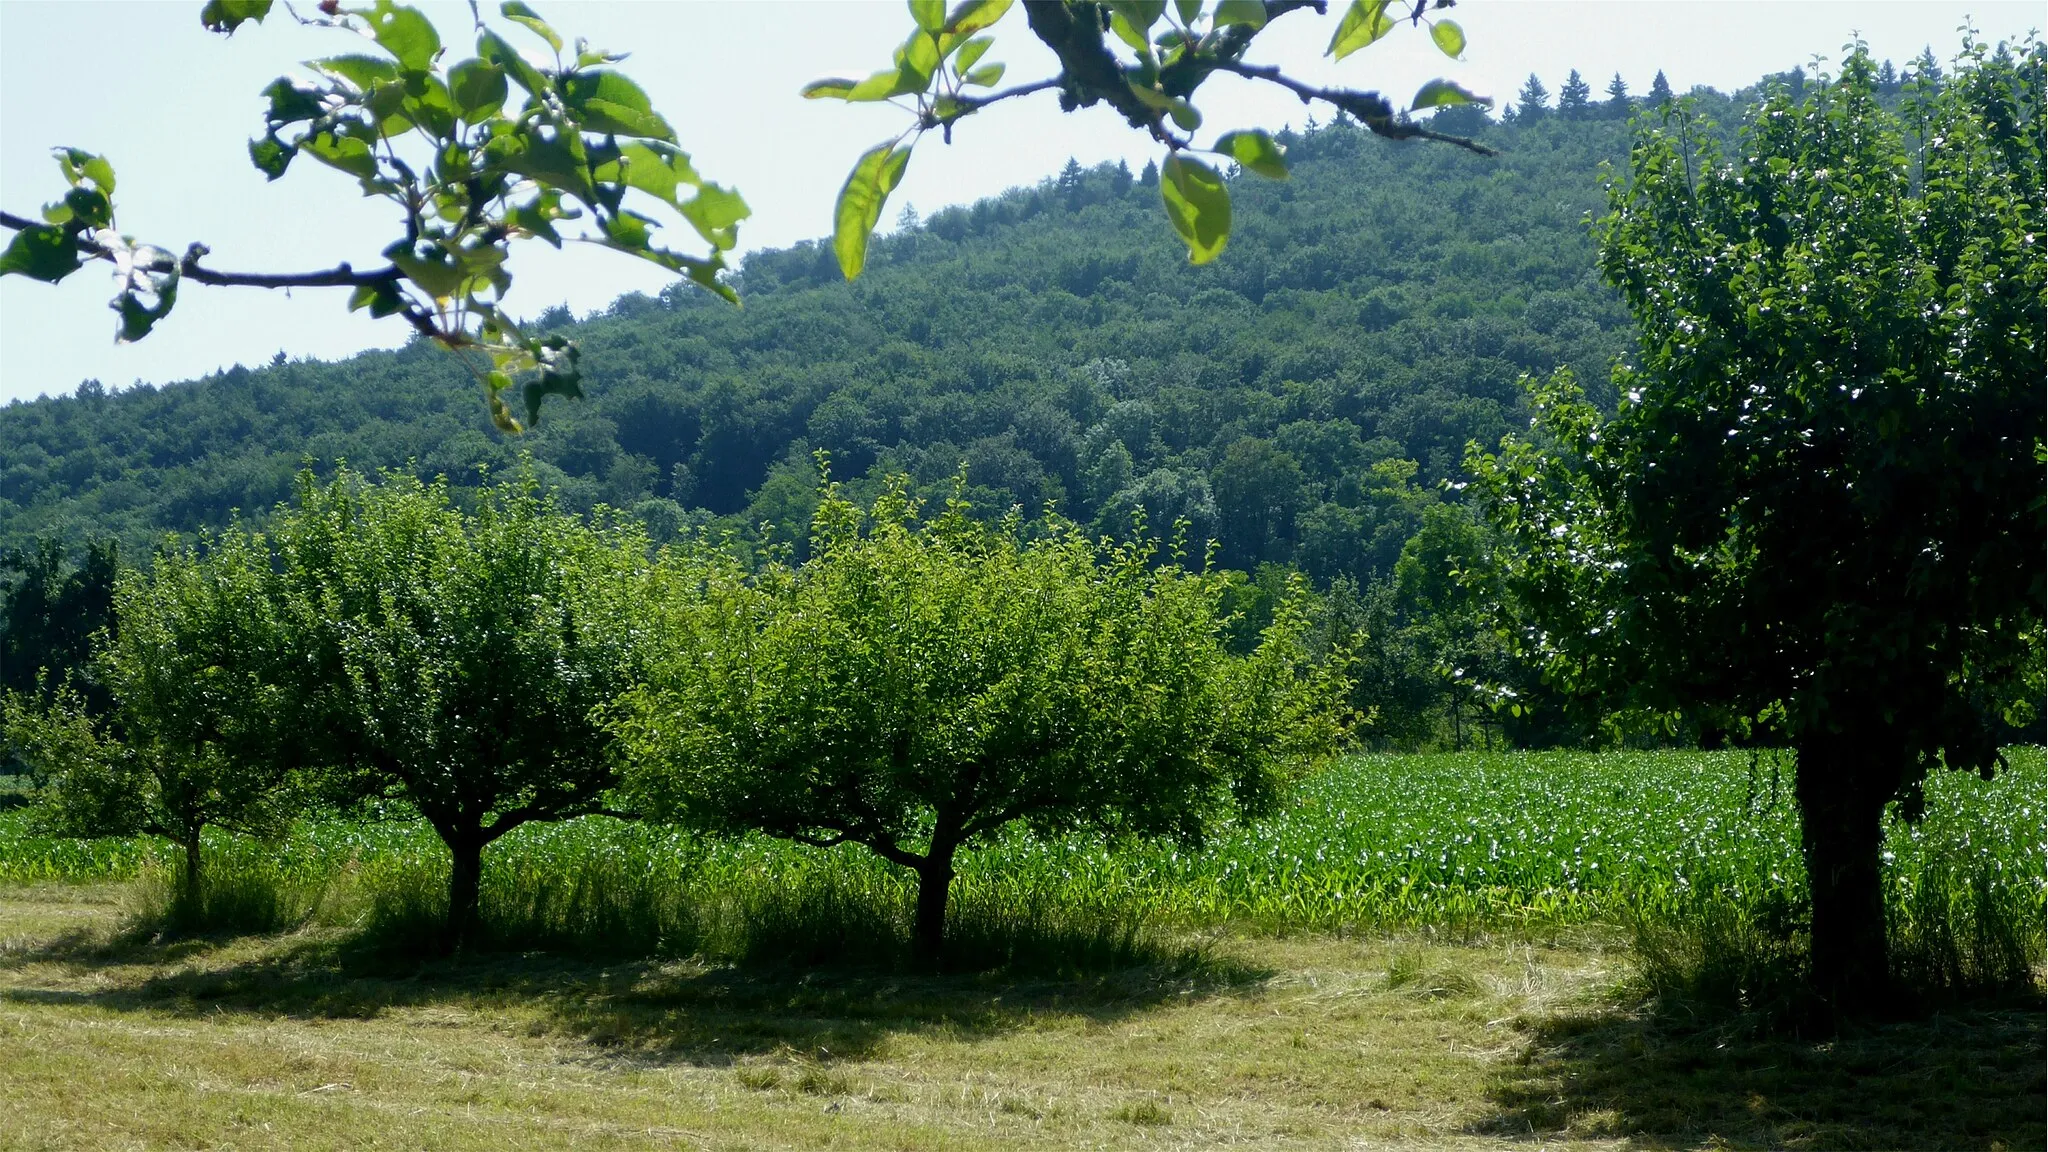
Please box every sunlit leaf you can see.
[1411,79,1488,110]
[963,62,1005,87]
[500,1,562,53]
[1160,153,1230,263]
[679,183,750,251]
[802,77,859,100]
[833,140,911,280]
[954,35,994,73]
[1216,129,1287,178]
[909,0,945,33]
[1213,0,1266,29]
[942,0,1012,36]
[1430,18,1465,59]
[1327,0,1394,60]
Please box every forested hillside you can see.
[0,99,1705,579]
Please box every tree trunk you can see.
[444,832,484,954]
[181,835,203,913]
[912,850,956,967]
[1794,738,1893,1018]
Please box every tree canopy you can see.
[1469,41,2046,1014]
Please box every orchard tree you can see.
[616,476,1351,962]
[4,1,1491,423]
[274,468,652,948]
[1469,42,2045,1015]
[2,530,301,908]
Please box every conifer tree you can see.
[1558,70,1593,119]
[1648,69,1674,106]
[1604,72,1631,118]
[1516,74,1551,120]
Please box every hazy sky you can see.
[1,1,2034,404]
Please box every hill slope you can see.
[0,109,1660,584]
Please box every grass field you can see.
[0,750,2041,1148]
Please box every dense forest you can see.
[0,75,1798,746]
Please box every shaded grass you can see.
[1480,983,2046,1149]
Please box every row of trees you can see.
[4,467,1347,959]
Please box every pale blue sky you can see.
[1,1,2034,403]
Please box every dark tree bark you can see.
[912,850,957,966]
[443,829,485,954]
[181,834,203,912]
[1794,736,1896,1018]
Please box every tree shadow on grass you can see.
[0,922,1273,1066]
[1473,987,2046,1150]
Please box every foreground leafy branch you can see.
[0,0,749,430]
[808,0,1493,274]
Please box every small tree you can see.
[617,479,1351,962]
[3,531,299,907]
[1469,44,2045,1014]
[275,469,650,948]
[1516,73,1550,120]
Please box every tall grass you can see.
[9,750,2041,987]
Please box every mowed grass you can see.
[0,750,2041,1149]
[1,893,2041,1150]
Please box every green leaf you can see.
[487,130,598,204]
[802,77,859,100]
[942,0,1012,36]
[248,134,296,179]
[954,35,994,73]
[1410,79,1487,110]
[306,54,399,91]
[1106,1,1167,35]
[303,130,379,179]
[679,183,751,251]
[901,30,942,85]
[58,187,113,230]
[477,28,548,96]
[1174,0,1203,25]
[52,149,117,196]
[560,70,675,140]
[113,277,178,343]
[449,58,509,120]
[963,62,1005,87]
[500,1,562,53]
[0,225,83,283]
[1213,0,1266,29]
[1429,18,1464,59]
[909,0,945,32]
[200,0,272,33]
[1327,0,1394,60]
[596,142,701,205]
[1215,129,1287,178]
[1159,153,1230,263]
[346,279,406,317]
[361,1,440,72]
[1107,9,1151,53]
[833,140,912,281]
[1169,97,1201,131]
